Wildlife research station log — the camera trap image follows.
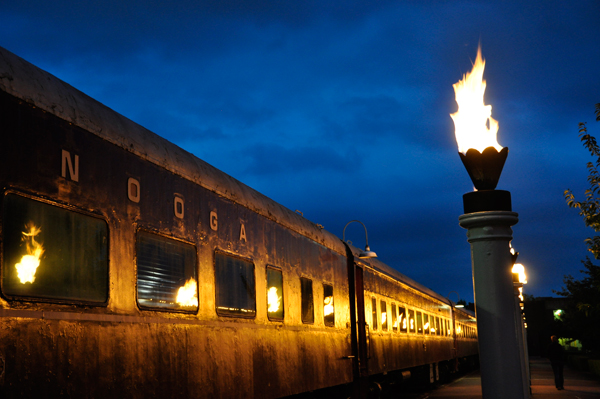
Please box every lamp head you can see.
[359,245,377,259]
[459,146,508,191]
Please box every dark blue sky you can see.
[2,1,599,302]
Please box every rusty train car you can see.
[0,46,477,398]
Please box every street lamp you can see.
[342,220,377,259]
[451,46,529,399]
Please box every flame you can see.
[15,222,44,284]
[410,318,414,331]
[323,295,334,316]
[451,46,502,154]
[402,317,407,330]
[267,286,281,313]
[512,263,527,284]
[176,277,198,307]
[381,311,387,326]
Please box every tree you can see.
[564,103,600,257]
[560,103,600,356]
[554,258,600,356]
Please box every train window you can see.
[137,231,198,311]
[371,297,378,330]
[380,300,388,331]
[266,267,284,321]
[399,306,407,332]
[416,312,423,334]
[391,303,397,332]
[436,317,441,336]
[300,277,314,324]
[2,194,108,303]
[423,313,430,335]
[408,309,415,333]
[215,252,256,317]
[323,283,334,327]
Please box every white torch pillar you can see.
[459,210,529,399]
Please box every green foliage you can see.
[554,258,600,356]
[564,103,600,257]
[560,103,600,357]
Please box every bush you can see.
[588,359,600,377]
[568,355,590,371]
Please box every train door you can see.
[345,244,370,397]
[354,264,369,377]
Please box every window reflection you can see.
[2,194,108,303]
[323,284,334,327]
[381,300,388,331]
[215,252,256,317]
[301,277,314,324]
[266,268,284,321]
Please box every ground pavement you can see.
[422,357,600,399]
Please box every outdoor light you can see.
[342,220,377,259]
[452,46,528,399]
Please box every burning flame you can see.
[324,295,334,316]
[15,222,44,284]
[402,317,407,330]
[268,286,281,313]
[451,46,502,154]
[176,277,198,307]
[381,311,387,326]
[512,263,527,284]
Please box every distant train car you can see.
[0,46,477,398]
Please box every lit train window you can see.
[137,231,198,312]
[423,313,430,335]
[2,194,108,303]
[323,284,334,327]
[416,312,423,334]
[266,267,284,321]
[399,306,407,332]
[371,297,378,330]
[408,309,415,333]
[391,303,397,332]
[300,277,314,324]
[380,300,388,331]
[215,252,256,317]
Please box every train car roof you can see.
[0,45,454,307]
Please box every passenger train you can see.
[0,46,477,398]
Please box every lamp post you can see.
[451,46,529,399]
[341,220,376,398]
[343,220,377,259]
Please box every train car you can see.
[0,46,477,398]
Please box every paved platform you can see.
[424,357,600,398]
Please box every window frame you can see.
[399,306,407,333]
[300,277,314,324]
[214,251,257,318]
[371,297,378,330]
[323,283,334,327]
[266,266,284,322]
[380,300,388,331]
[408,309,416,333]
[136,229,198,313]
[1,192,109,305]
